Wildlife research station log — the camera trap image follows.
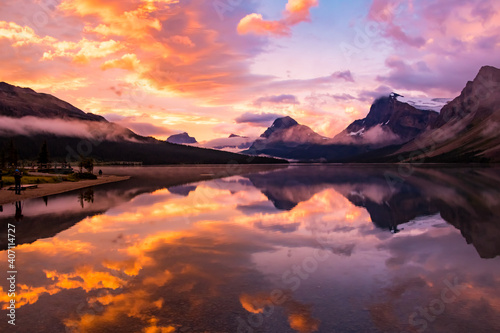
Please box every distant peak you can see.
[229,134,240,138]
[167,132,197,144]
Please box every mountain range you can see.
[0,83,284,165]
[244,66,500,163]
[1,65,499,164]
[242,93,440,161]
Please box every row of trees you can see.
[1,140,94,173]
[0,140,20,169]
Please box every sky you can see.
[1,0,500,141]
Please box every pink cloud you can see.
[368,0,500,95]
[238,0,318,37]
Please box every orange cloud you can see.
[63,289,167,333]
[0,20,125,64]
[238,0,319,36]
[0,265,126,310]
[238,14,289,36]
[45,266,126,291]
[17,238,94,255]
[101,53,142,71]
[239,292,320,333]
[61,0,175,38]
[43,38,125,63]
[0,21,56,46]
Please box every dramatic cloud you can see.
[238,0,319,36]
[367,0,500,95]
[0,0,499,142]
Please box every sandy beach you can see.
[0,175,130,205]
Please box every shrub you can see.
[66,172,97,181]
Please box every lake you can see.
[1,165,500,333]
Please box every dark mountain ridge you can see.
[0,82,105,121]
[389,66,500,163]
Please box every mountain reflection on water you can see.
[1,165,499,333]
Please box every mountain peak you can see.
[474,66,500,91]
[273,116,298,128]
[477,65,500,77]
[472,66,500,90]
[261,116,299,139]
[335,94,439,144]
[434,65,500,128]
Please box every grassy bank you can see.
[1,172,97,186]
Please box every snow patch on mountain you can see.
[349,128,365,136]
[397,96,452,112]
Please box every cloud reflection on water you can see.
[1,166,500,332]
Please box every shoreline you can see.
[0,175,130,205]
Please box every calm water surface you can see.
[1,165,500,333]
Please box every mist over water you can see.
[1,166,499,333]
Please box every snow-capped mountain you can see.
[334,93,439,146]
[393,66,500,163]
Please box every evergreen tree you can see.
[8,140,18,168]
[0,148,5,169]
[37,141,50,166]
